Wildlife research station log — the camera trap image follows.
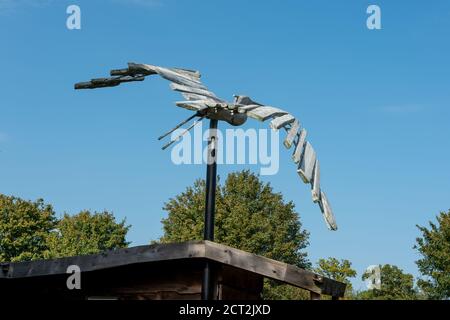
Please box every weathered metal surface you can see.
[171,67,201,80]
[319,192,337,231]
[270,114,295,130]
[246,106,289,122]
[179,92,210,102]
[292,128,307,163]
[74,62,338,231]
[284,120,300,149]
[130,63,207,89]
[233,95,262,106]
[170,83,221,102]
[311,159,320,203]
[297,142,316,183]
[237,104,261,113]
[175,100,209,111]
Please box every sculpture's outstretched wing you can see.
[234,95,338,231]
[75,62,226,113]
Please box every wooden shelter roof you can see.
[0,240,346,298]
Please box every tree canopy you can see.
[161,170,310,268]
[44,210,130,259]
[415,210,450,299]
[161,170,311,299]
[314,257,356,298]
[357,264,419,300]
[0,194,56,262]
[0,194,130,262]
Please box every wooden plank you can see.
[237,104,261,113]
[180,92,210,101]
[204,241,288,282]
[3,241,206,279]
[155,66,208,90]
[320,277,346,298]
[319,191,337,231]
[175,100,209,111]
[170,83,221,102]
[247,106,289,122]
[269,114,295,130]
[292,128,307,163]
[283,264,323,294]
[127,63,207,90]
[311,159,320,203]
[203,241,343,296]
[128,63,203,84]
[283,120,300,149]
[297,142,316,183]
[171,67,201,81]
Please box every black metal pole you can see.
[201,118,218,300]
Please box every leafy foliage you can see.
[45,210,130,259]
[0,194,130,262]
[0,194,56,262]
[314,257,356,298]
[262,280,310,300]
[357,264,419,300]
[161,170,310,268]
[414,210,450,299]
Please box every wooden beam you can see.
[204,241,346,297]
[0,240,346,298]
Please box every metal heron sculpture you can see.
[75,62,337,299]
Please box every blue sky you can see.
[1,0,449,290]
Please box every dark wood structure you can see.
[0,241,346,300]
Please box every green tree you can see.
[262,282,310,300]
[414,210,450,299]
[161,170,311,299]
[357,264,418,300]
[314,258,356,298]
[0,194,56,262]
[45,210,130,259]
[1,193,131,262]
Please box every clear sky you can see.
[1,0,449,290]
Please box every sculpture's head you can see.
[233,95,260,106]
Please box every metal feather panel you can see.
[270,114,295,130]
[170,83,222,102]
[292,128,307,163]
[247,106,289,122]
[297,142,316,183]
[237,104,261,113]
[311,159,320,203]
[175,100,209,112]
[319,191,337,231]
[284,120,300,149]
[128,63,207,90]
